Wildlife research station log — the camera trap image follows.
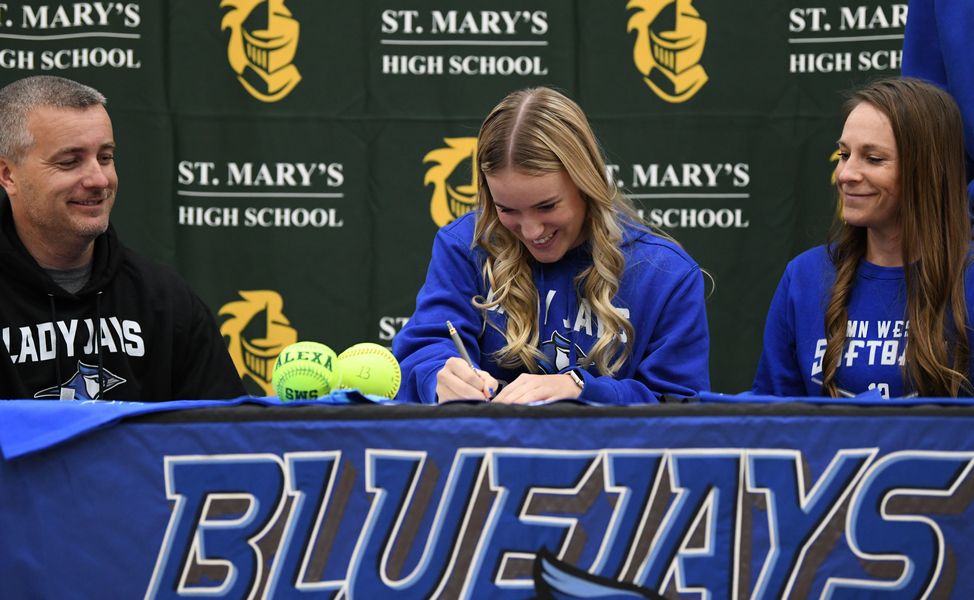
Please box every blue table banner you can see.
[2,400,974,598]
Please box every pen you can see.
[447,321,497,399]
[446,320,475,369]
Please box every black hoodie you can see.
[0,193,245,400]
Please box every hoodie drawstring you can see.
[48,294,62,386]
[569,277,578,370]
[95,291,105,398]
[47,292,108,399]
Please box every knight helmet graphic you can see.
[627,0,709,103]
[221,0,302,102]
[34,361,127,400]
[423,137,478,227]
[219,290,298,395]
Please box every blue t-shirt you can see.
[393,212,710,404]
[753,245,974,398]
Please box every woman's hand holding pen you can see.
[438,320,497,402]
[436,356,499,402]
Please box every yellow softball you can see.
[337,342,402,399]
[271,341,339,401]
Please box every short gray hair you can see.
[0,75,107,163]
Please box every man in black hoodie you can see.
[0,75,245,401]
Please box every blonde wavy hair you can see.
[472,87,649,375]
[822,78,972,397]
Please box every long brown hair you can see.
[822,78,972,397]
[472,87,646,375]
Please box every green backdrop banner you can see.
[0,0,908,395]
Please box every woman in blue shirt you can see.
[394,87,710,405]
[754,78,974,398]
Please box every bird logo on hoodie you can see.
[34,361,126,400]
[539,330,587,374]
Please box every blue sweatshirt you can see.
[393,212,710,404]
[753,245,974,398]
[902,0,974,200]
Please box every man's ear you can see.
[0,157,16,196]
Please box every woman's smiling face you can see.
[485,168,588,263]
[835,102,901,237]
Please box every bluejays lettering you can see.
[544,291,630,342]
[146,448,973,598]
[486,288,631,374]
[2,317,145,364]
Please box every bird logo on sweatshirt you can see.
[539,330,587,374]
[34,361,127,400]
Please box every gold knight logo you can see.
[221,0,302,102]
[220,290,298,395]
[423,137,478,227]
[627,0,708,103]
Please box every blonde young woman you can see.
[393,87,710,404]
[753,78,974,398]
